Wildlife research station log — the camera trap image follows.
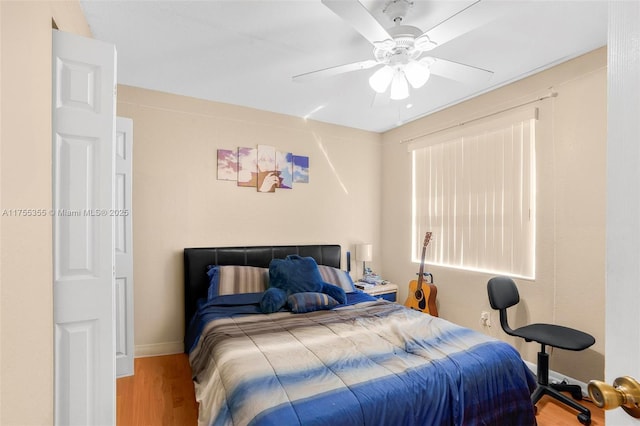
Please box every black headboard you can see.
[183,244,341,349]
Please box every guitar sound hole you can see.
[418,297,426,310]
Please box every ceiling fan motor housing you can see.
[374,25,426,65]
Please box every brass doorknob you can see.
[588,376,640,418]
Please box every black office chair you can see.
[487,276,595,425]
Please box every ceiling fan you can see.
[293,0,495,101]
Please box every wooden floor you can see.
[117,354,198,426]
[117,354,605,426]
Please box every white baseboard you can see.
[135,341,184,358]
[524,360,589,396]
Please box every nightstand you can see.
[360,283,398,302]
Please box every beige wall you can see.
[381,47,607,383]
[0,1,91,424]
[116,86,382,355]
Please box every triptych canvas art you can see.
[217,145,309,193]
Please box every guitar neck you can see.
[417,246,427,286]
[417,232,431,287]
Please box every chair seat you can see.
[512,323,595,351]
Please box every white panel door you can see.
[606,2,640,424]
[52,30,116,426]
[115,117,134,377]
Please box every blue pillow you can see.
[269,255,324,294]
[287,292,339,314]
[322,282,347,305]
[260,287,287,313]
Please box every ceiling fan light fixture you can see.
[419,56,436,67]
[404,60,430,89]
[390,70,409,100]
[414,34,437,51]
[369,65,395,93]
[373,39,397,52]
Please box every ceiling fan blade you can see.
[422,0,505,48]
[322,0,393,45]
[428,57,493,85]
[293,59,379,83]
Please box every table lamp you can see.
[356,243,372,277]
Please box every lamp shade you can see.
[390,70,409,100]
[369,66,394,93]
[356,244,373,262]
[404,60,431,89]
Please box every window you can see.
[409,107,537,279]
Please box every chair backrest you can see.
[487,276,522,336]
[487,276,520,310]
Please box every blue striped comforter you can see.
[188,294,536,426]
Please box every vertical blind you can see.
[410,107,537,278]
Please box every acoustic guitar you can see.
[404,232,438,316]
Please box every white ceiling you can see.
[80,0,607,133]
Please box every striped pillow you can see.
[317,265,356,293]
[207,265,269,299]
[287,292,339,313]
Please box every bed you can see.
[184,245,537,426]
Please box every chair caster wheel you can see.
[577,413,591,425]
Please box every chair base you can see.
[532,350,591,425]
[551,381,584,400]
[531,384,591,425]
